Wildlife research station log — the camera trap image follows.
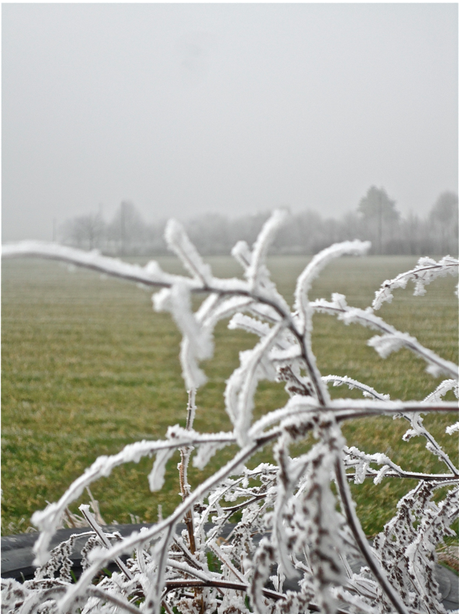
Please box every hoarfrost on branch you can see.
[2,210,458,614]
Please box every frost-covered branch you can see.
[334,457,411,614]
[293,241,371,405]
[373,256,459,310]
[323,375,390,401]
[2,209,458,614]
[312,294,458,378]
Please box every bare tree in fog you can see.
[185,213,231,255]
[107,201,146,255]
[357,186,400,254]
[402,211,423,256]
[61,212,105,250]
[61,188,457,257]
[428,191,459,255]
[228,211,271,247]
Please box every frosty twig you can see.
[2,209,458,614]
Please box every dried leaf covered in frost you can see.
[193,440,232,470]
[279,425,346,614]
[154,283,213,389]
[368,332,417,359]
[372,482,458,613]
[224,322,282,445]
[149,447,177,491]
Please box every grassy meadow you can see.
[2,254,458,536]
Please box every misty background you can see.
[2,4,458,252]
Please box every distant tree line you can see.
[61,188,458,256]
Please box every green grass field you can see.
[2,255,458,536]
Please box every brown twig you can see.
[334,457,410,614]
[178,389,197,554]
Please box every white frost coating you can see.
[164,219,213,284]
[225,322,282,446]
[323,375,390,401]
[180,334,208,390]
[446,422,459,435]
[248,395,320,437]
[212,296,254,320]
[30,429,236,566]
[330,292,349,310]
[331,587,379,614]
[403,399,459,474]
[246,208,288,291]
[313,298,459,379]
[30,439,185,565]
[3,216,459,614]
[329,398,458,413]
[166,424,235,444]
[344,447,404,485]
[374,465,392,485]
[248,300,285,324]
[231,240,252,271]
[2,240,191,288]
[368,332,417,359]
[54,442,265,612]
[148,448,177,491]
[228,316,302,367]
[199,296,255,335]
[234,339,279,444]
[294,240,370,330]
[193,441,231,470]
[422,379,458,403]
[372,255,459,310]
[228,313,271,337]
[194,292,220,323]
[144,260,166,279]
[163,283,213,389]
[269,346,302,363]
[152,287,172,312]
[338,306,392,331]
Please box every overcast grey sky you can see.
[2,3,458,242]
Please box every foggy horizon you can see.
[2,3,458,243]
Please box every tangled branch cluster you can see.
[2,210,458,614]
